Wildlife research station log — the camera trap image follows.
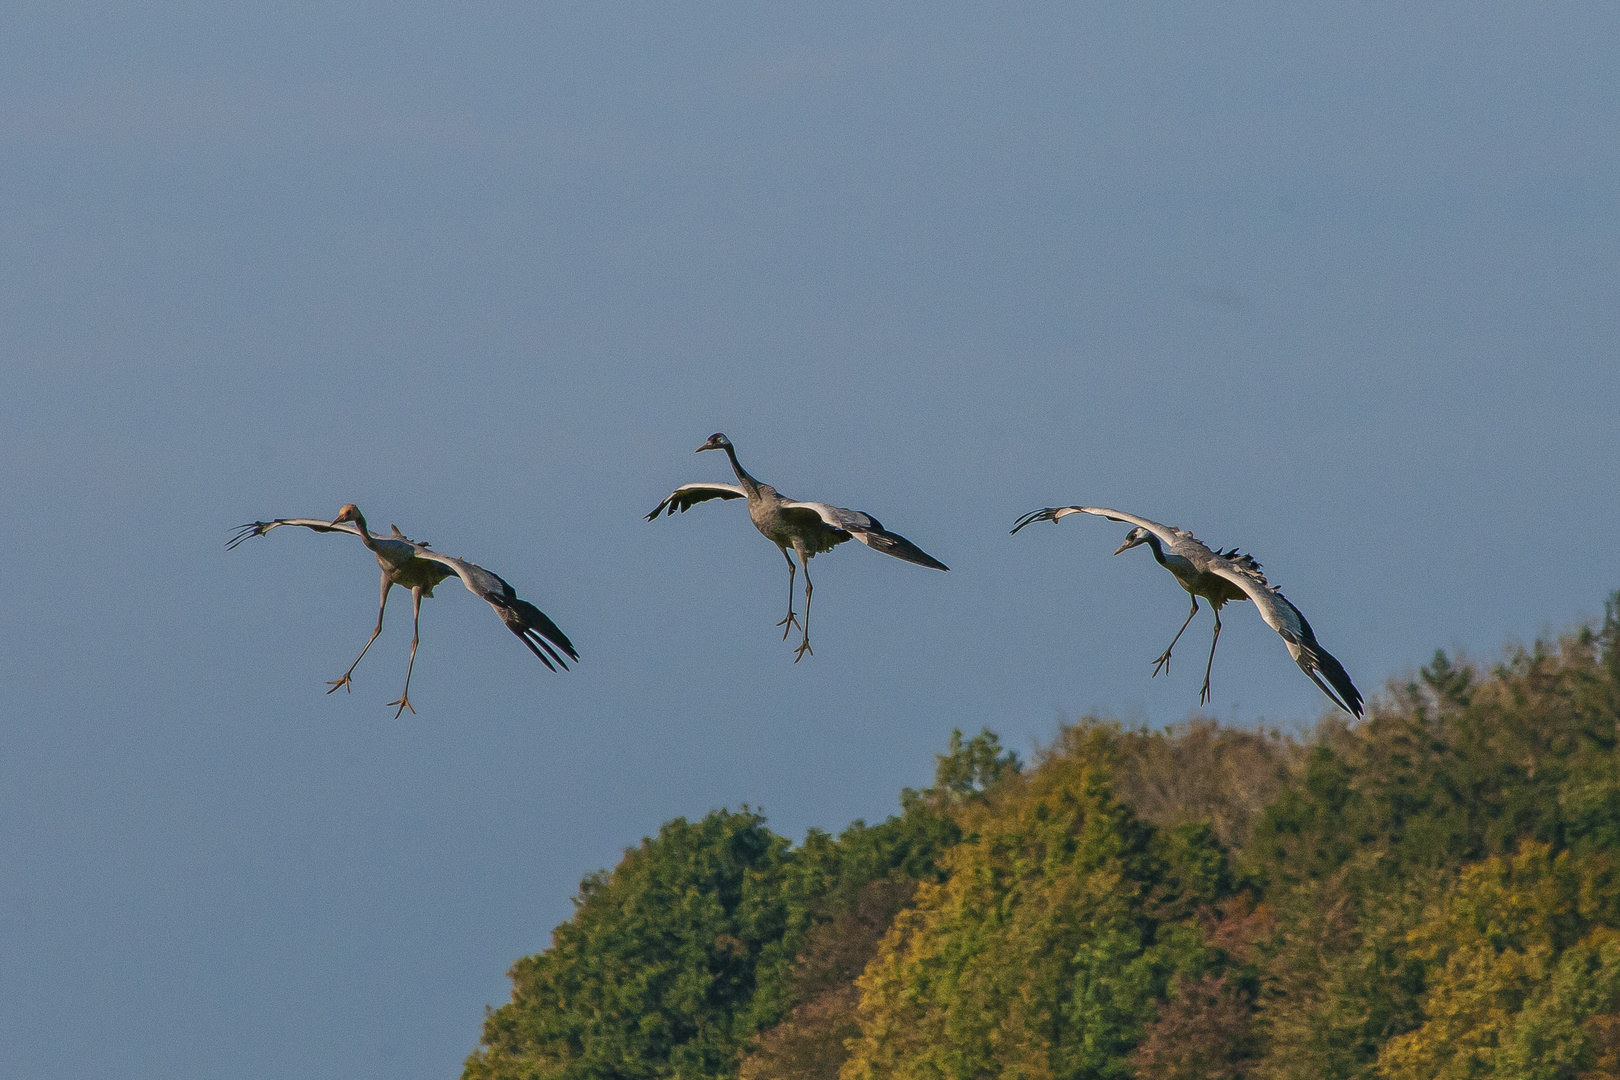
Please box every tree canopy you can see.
[467,592,1620,1080]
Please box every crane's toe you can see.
[776,611,802,640]
[326,675,354,694]
[1151,650,1173,677]
[793,637,814,662]
[387,695,416,718]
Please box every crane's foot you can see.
[326,674,355,695]
[1151,650,1173,678]
[1199,680,1212,706]
[793,637,814,663]
[776,612,802,640]
[387,695,416,718]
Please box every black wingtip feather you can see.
[1302,647,1367,722]
[868,530,949,571]
[1010,508,1061,535]
[532,635,568,669]
[1314,647,1364,718]
[515,630,562,671]
[509,598,578,664]
[226,523,264,550]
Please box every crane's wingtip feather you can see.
[1010,508,1061,534]
[512,627,562,671]
[1303,645,1363,718]
[226,523,266,550]
[503,598,578,668]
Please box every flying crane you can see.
[1013,505,1362,716]
[648,434,947,660]
[230,505,576,716]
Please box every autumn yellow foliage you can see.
[841,725,1231,1080]
[1376,844,1620,1080]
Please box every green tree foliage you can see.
[1250,594,1620,1079]
[842,724,1235,1080]
[469,748,968,1080]
[738,877,916,1080]
[469,592,1620,1080]
[1375,843,1620,1080]
[928,726,1023,804]
[737,728,1004,1080]
[465,809,804,1080]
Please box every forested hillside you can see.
[467,594,1620,1080]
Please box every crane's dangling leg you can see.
[387,587,424,718]
[776,546,802,640]
[329,574,392,694]
[1199,608,1224,706]
[1152,596,1200,677]
[793,553,815,662]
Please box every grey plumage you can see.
[648,433,947,660]
[1012,505,1362,716]
[230,504,576,716]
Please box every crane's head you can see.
[1113,527,1151,556]
[696,433,732,453]
[331,504,363,527]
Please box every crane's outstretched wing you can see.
[227,518,366,549]
[645,483,748,520]
[1206,558,1363,717]
[1011,505,1186,547]
[412,550,578,672]
[780,502,949,571]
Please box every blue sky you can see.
[2,4,1617,1078]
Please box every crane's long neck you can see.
[1143,534,1201,592]
[721,444,763,496]
[349,512,381,552]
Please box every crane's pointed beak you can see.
[1112,539,1132,556]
